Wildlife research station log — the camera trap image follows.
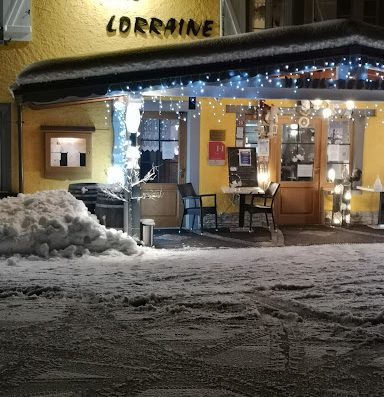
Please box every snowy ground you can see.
[1,191,384,396]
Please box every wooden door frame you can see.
[275,116,324,225]
[141,110,186,183]
[139,112,187,227]
[178,114,187,185]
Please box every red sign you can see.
[208,141,225,165]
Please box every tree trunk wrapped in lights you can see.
[102,95,158,237]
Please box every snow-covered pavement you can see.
[2,243,384,396]
[1,190,384,396]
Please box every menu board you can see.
[227,147,258,187]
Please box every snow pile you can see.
[0,190,138,257]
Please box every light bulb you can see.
[334,184,343,195]
[345,100,355,110]
[344,190,352,201]
[322,107,332,118]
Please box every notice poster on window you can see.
[327,144,349,162]
[238,148,252,166]
[258,138,269,157]
[297,163,313,177]
[236,127,244,138]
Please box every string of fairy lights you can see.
[100,53,384,135]
[103,96,380,132]
[68,44,384,237]
[103,55,384,96]
[101,54,384,228]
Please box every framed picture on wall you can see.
[208,141,226,165]
[42,126,94,179]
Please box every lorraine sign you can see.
[107,16,214,37]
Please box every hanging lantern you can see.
[126,146,141,170]
[125,95,143,135]
[327,168,336,183]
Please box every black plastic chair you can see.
[177,183,218,234]
[244,182,280,231]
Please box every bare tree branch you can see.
[101,165,160,202]
[131,165,157,187]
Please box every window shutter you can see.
[2,0,31,42]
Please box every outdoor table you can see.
[357,186,384,229]
[221,186,265,227]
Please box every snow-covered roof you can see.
[10,19,384,104]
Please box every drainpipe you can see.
[220,0,223,35]
[222,0,241,35]
[17,103,24,193]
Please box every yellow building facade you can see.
[0,0,220,192]
[2,2,384,228]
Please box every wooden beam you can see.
[29,96,122,110]
[40,125,96,132]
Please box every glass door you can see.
[139,112,186,227]
[277,117,322,225]
[281,123,316,182]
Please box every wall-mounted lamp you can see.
[257,166,270,191]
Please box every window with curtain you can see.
[139,116,180,183]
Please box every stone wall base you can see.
[323,211,377,225]
[203,211,379,229]
[203,213,277,229]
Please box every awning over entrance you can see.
[10,19,384,105]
